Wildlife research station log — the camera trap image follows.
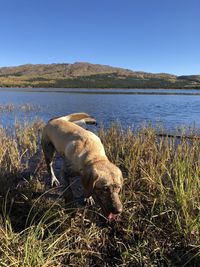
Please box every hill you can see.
[0,62,200,88]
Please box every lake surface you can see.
[0,87,200,131]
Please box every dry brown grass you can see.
[0,120,200,266]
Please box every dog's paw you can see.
[45,176,60,188]
[51,178,60,187]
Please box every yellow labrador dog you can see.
[41,113,123,220]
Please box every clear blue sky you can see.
[0,0,199,75]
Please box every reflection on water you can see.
[1,87,200,95]
[0,88,200,130]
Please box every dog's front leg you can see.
[49,162,60,187]
[42,139,60,187]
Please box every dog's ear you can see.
[81,168,98,198]
[82,175,98,198]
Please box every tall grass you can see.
[0,120,200,266]
[0,103,40,113]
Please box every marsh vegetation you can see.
[0,103,40,113]
[0,120,200,266]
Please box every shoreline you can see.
[1,86,200,90]
[1,87,200,96]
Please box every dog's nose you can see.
[111,206,123,214]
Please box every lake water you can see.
[0,87,200,131]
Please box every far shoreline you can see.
[1,86,200,90]
[1,87,200,96]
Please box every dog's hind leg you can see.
[42,139,60,187]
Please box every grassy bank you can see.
[0,120,200,266]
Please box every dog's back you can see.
[42,113,106,171]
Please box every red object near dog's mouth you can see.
[92,194,122,221]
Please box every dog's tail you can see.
[49,113,97,127]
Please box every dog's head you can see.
[82,161,123,221]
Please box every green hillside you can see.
[0,62,199,88]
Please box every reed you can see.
[0,120,200,266]
[0,103,40,113]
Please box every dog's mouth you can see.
[92,194,119,221]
